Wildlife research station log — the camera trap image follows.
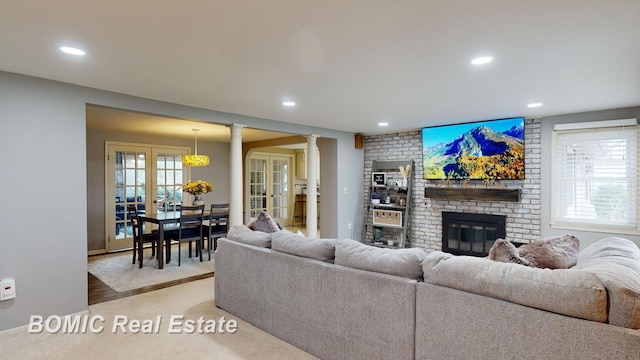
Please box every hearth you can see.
[442,212,506,257]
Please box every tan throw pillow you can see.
[247,210,280,233]
[487,239,529,266]
[489,234,580,269]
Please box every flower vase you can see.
[401,178,408,188]
[193,194,204,206]
[373,227,383,244]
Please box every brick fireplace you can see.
[363,118,542,251]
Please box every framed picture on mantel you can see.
[372,172,386,187]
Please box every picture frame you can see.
[372,172,386,187]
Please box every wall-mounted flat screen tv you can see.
[422,117,525,180]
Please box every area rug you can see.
[88,245,215,293]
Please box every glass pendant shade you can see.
[182,154,210,166]
[182,129,210,167]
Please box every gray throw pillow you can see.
[247,210,281,233]
[226,224,272,248]
[271,230,337,262]
[335,239,427,279]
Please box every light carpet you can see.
[1,277,318,360]
[88,245,215,293]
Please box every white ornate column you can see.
[228,123,246,226]
[305,134,319,238]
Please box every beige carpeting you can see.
[88,245,215,292]
[1,277,318,360]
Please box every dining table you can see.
[138,209,229,269]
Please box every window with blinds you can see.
[552,119,638,232]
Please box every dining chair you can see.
[202,203,229,260]
[127,205,158,268]
[172,204,205,265]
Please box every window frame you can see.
[551,118,639,235]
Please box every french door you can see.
[247,153,292,225]
[105,142,188,251]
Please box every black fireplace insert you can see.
[442,212,506,257]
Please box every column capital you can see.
[305,134,319,142]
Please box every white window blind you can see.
[553,120,638,231]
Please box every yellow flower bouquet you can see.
[183,180,213,195]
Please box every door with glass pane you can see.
[106,143,188,251]
[270,157,289,221]
[106,145,150,251]
[153,149,186,214]
[249,155,268,218]
[248,153,291,224]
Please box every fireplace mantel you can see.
[424,187,521,202]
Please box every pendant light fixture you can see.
[182,129,210,167]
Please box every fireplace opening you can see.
[442,212,506,257]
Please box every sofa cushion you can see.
[226,224,272,248]
[247,210,280,233]
[423,251,608,323]
[488,234,580,269]
[574,236,640,329]
[335,239,427,279]
[271,230,337,262]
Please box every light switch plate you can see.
[0,278,16,300]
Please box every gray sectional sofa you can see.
[214,226,640,360]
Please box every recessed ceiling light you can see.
[378,122,389,127]
[282,101,296,107]
[471,56,493,65]
[527,102,543,108]
[60,46,85,56]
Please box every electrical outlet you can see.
[348,223,353,230]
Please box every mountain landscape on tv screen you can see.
[423,124,525,179]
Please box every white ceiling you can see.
[2,1,639,137]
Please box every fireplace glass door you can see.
[442,212,505,257]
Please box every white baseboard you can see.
[0,310,90,336]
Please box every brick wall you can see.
[364,118,541,250]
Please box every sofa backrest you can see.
[575,236,640,329]
[422,251,608,323]
[215,238,417,360]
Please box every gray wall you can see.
[540,106,640,248]
[0,71,363,331]
[86,129,230,252]
[0,72,88,331]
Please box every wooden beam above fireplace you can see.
[424,187,521,202]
